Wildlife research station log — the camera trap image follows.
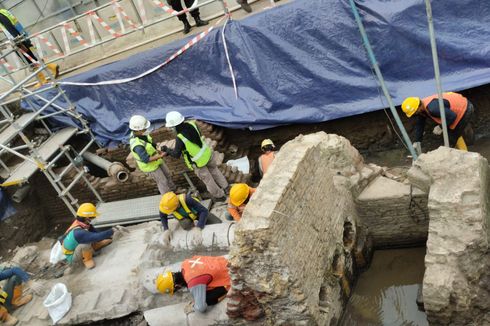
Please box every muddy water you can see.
[340,248,428,326]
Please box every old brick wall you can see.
[227,132,378,325]
[355,176,429,248]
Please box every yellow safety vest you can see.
[0,289,7,304]
[129,134,162,173]
[172,194,198,220]
[177,121,211,170]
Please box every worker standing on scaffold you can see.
[0,9,59,87]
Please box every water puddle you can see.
[340,247,428,326]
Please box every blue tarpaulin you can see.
[25,0,490,145]
[0,189,16,221]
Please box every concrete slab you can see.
[357,176,425,201]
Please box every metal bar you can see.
[0,65,46,101]
[0,157,10,174]
[349,0,418,159]
[39,118,53,135]
[78,138,95,155]
[424,0,449,147]
[54,163,73,182]
[0,143,41,165]
[129,0,144,27]
[60,170,85,196]
[65,149,103,202]
[44,168,77,216]
[45,146,70,169]
[37,108,70,120]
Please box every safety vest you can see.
[181,256,231,290]
[0,9,25,40]
[177,121,212,170]
[421,92,468,130]
[61,220,90,262]
[130,134,162,173]
[259,152,275,175]
[0,289,7,305]
[172,194,199,221]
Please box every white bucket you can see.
[43,283,72,324]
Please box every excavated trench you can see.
[1,84,490,325]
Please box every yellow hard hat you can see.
[159,192,179,214]
[230,183,250,207]
[77,203,99,218]
[401,97,421,118]
[156,271,174,295]
[261,139,275,150]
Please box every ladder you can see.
[0,38,103,216]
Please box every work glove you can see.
[433,125,443,136]
[412,142,422,155]
[26,279,46,296]
[112,225,130,241]
[189,227,203,247]
[162,230,172,247]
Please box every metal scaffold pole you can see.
[424,0,449,147]
[348,0,418,160]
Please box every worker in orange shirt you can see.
[258,139,276,177]
[226,183,255,221]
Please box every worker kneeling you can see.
[159,192,221,245]
[155,256,230,313]
[60,203,114,269]
[226,183,255,221]
[402,92,474,153]
[0,266,43,326]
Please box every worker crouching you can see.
[159,191,221,246]
[60,203,114,269]
[155,256,230,313]
[402,92,474,153]
[226,183,255,221]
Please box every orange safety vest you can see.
[181,256,231,290]
[421,93,467,130]
[259,152,275,175]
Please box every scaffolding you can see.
[0,35,102,217]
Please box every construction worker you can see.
[402,92,474,152]
[0,9,59,87]
[159,191,221,235]
[155,255,230,313]
[168,0,208,35]
[258,139,276,176]
[226,183,255,221]
[129,115,176,195]
[162,111,229,201]
[60,203,114,269]
[0,266,43,326]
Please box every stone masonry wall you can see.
[227,132,379,325]
[355,176,429,248]
[408,147,490,325]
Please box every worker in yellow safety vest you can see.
[258,139,276,177]
[161,111,229,201]
[402,92,475,153]
[0,9,59,87]
[158,191,222,245]
[129,115,176,195]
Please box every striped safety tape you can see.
[63,22,90,47]
[112,0,138,30]
[88,11,122,38]
[0,58,15,71]
[151,0,199,16]
[35,34,63,57]
[59,15,225,86]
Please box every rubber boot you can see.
[46,63,59,79]
[194,16,209,27]
[12,285,32,308]
[34,72,47,88]
[91,239,112,251]
[82,249,95,269]
[0,306,18,326]
[455,136,468,151]
[237,0,252,13]
[182,17,191,34]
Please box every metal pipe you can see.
[424,0,449,147]
[82,151,129,183]
[12,184,30,203]
[349,0,418,160]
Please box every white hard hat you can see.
[129,115,151,131]
[165,111,185,128]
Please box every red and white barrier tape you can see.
[63,22,90,47]
[88,11,122,38]
[18,47,39,64]
[112,0,138,30]
[35,33,63,57]
[152,0,199,16]
[137,0,147,24]
[59,15,225,86]
[0,58,15,72]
